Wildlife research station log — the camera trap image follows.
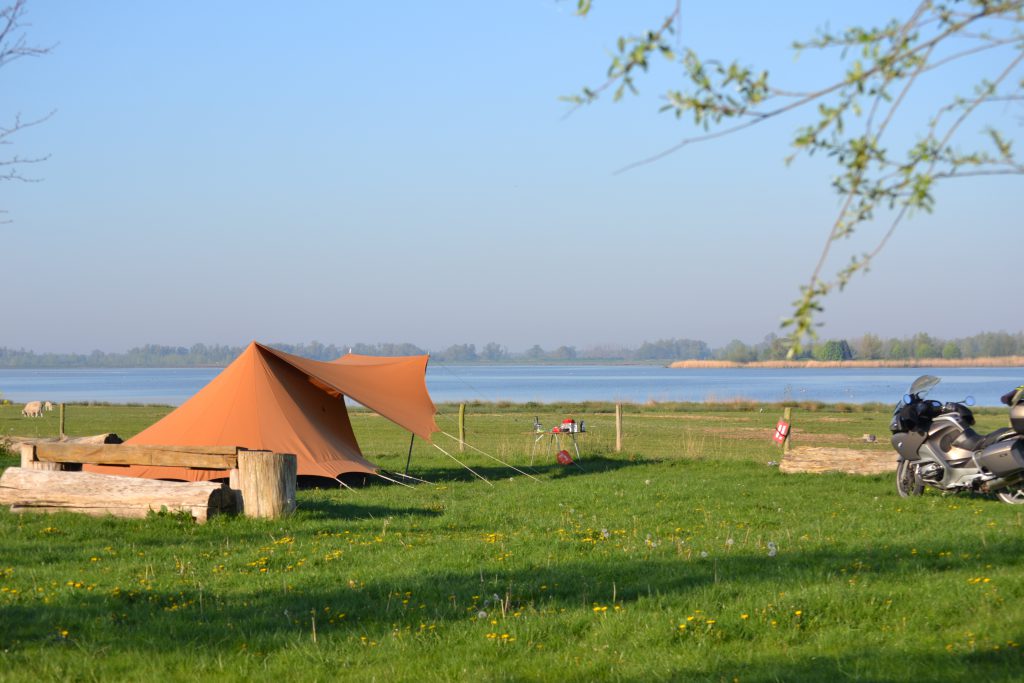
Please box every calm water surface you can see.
[1,365,1021,406]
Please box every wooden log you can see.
[780,447,897,475]
[615,403,623,452]
[1,434,121,450]
[66,433,123,446]
[34,443,238,469]
[20,444,63,472]
[0,467,235,522]
[236,451,296,518]
[59,403,65,439]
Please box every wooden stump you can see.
[0,467,235,522]
[235,450,297,518]
[780,447,897,475]
[20,444,63,472]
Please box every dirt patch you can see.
[688,426,886,447]
[634,414,754,423]
[788,431,886,446]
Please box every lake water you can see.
[1,364,1021,407]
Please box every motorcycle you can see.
[889,375,1024,504]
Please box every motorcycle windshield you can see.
[908,375,941,398]
[894,375,942,416]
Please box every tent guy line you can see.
[387,471,433,485]
[438,431,545,483]
[431,442,493,487]
[371,471,415,489]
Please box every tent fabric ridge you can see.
[256,343,438,440]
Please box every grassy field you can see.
[1,401,1022,681]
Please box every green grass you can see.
[0,403,173,442]
[1,402,1022,681]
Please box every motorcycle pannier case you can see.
[975,439,1024,478]
[1011,402,1024,434]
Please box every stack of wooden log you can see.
[780,446,896,475]
[0,442,297,522]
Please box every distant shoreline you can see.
[668,356,1024,369]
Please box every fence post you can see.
[615,403,623,453]
[59,403,66,439]
[458,403,466,453]
[235,450,297,518]
[782,407,793,454]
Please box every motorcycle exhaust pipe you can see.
[980,473,1024,493]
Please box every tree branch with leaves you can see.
[567,0,1024,355]
[0,0,52,220]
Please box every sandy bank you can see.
[668,357,1024,369]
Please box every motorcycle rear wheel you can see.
[996,486,1024,505]
[896,460,924,497]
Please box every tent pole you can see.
[405,433,415,476]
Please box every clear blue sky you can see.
[3,1,1020,353]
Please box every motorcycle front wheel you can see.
[896,460,924,497]
[996,486,1024,505]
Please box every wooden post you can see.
[20,444,63,472]
[405,433,415,476]
[615,403,623,453]
[782,407,793,454]
[458,403,466,453]
[19,444,34,468]
[59,403,66,439]
[228,468,243,513]
[236,450,297,518]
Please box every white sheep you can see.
[22,401,44,418]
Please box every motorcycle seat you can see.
[953,427,1016,452]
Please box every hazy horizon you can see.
[4,329,1023,358]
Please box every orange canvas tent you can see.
[86,342,438,483]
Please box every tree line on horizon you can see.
[0,331,1022,368]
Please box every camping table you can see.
[531,429,586,465]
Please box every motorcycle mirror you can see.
[903,394,914,405]
[964,396,976,407]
